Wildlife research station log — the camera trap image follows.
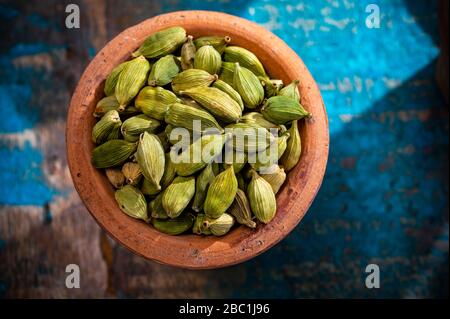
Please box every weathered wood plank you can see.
[0,194,107,298]
[0,0,447,298]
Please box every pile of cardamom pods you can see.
[91,26,310,236]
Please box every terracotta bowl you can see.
[66,11,329,269]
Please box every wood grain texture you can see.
[0,194,107,298]
[0,0,447,298]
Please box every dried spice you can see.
[91,27,311,236]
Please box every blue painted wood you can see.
[0,0,447,298]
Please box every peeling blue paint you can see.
[0,36,62,206]
[27,13,52,29]
[0,84,36,133]
[88,46,97,59]
[0,0,447,298]
[158,0,439,135]
[9,43,55,57]
[0,4,19,19]
[156,0,447,298]
[0,141,56,206]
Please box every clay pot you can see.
[66,11,329,269]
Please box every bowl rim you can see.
[66,10,329,269]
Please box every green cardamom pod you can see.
[156,130,171,153]
[247,169,276,224]
[211,162,221,176]
[222,147,247,173]
[94,98,141,118]
[132,26,187,58]
[166,125,200,151]
[277,133,290,158]
[259,77,283,98]
[148,193,168,219]
[233,63,264,109]
[160,152,177,189]
[92,140,137,168]
[194,35,231,54]
[180,87,242,123]
[278,79,300,102]
[148,54,180,86]
[174,133,231,176]
[227,189,256,228]
[232,153,247,173]
[236,172,246,191]
[194,45,222,75]
[192,163,216,212]
[224,46,266,77]
[136,132,165,190]
[240,112,279,130]
[115,185,148,222]
[250,133,290,172]
[212,79,244,111]
[204,165,238,219]
[260,165,286,194]
[177,96,202,109]
[261,95,310,124]
[180,35,196,70]
[280,120,302,171]
[218,61,236,88]
[171,69,217,93]
[152,213,195,235]
[92,110,122,144]
[92,29,307,235]
[162,176,196,218]
[135,86,178,120]
[122,106,142,118]
[165,102,224,133]
[94,96,120,118]
[203,213,235,236]
[104,61,130,96]
[105,167,126,189]
[141,177,162,196]
[225,123,274,153]
[165,124,190,146]
[122,162,142,186]
[115,55,150,111]
[192,214,212,235]
[121,114,161,142]
[106,127,120,141]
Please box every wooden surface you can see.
[0,0,448,298]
